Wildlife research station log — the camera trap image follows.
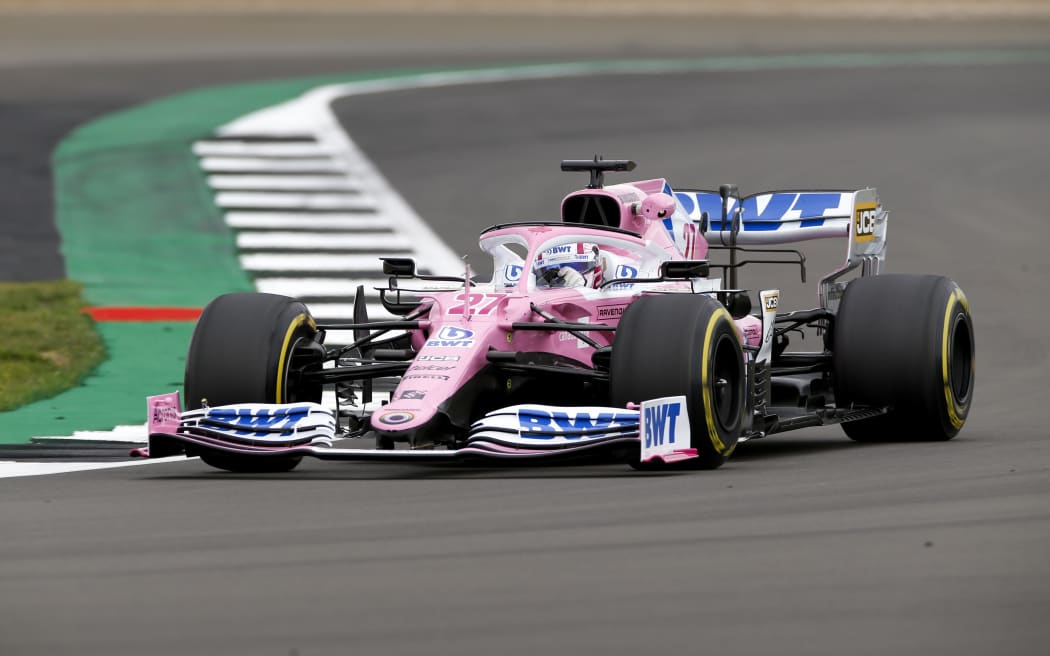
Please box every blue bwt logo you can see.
[643,402,682,448]
[518,409,637,438]
[427,325,476,348]
[615,264,638,278]
[212,407,311,435]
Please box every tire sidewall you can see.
[833,274,975,440]
[611,294,745,468]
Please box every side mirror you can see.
[661,260,710,279]
[381,258,416,277]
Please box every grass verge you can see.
[0,280,105,412]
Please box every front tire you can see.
[833,274,975,442]
[184,293,324,472]
[611,294,745,470]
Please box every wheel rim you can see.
[710,333,743,430]
[283,334,322,403]
[948,313,974,406]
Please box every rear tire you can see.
[184,293,324,472]
[833,274,975,442]
[611,294,745,470]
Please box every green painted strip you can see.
[2,49,1048,444]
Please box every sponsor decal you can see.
[404,374,451,381]
[605,264,638,290]
[673,191,846,229]
[206,406,323,434]
[417,355,460,362]
[596,304,627,320]
[854,202,878,242]
[545,244,576,255]
[537,243,599,270]
[764,293,779,311]
[518,409,636,438]
[152,405,180,424]
[639,396,694,463]
[378,411,414,425]
[504,264,523,286]
[151,403,179,426]
[643,401,682,449]
[407,365,455,372]
[147,391,181,434]
[398,389,427,401]
[426,325,475,348]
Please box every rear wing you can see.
[669,187,888,310]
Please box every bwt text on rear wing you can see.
[668,186,888,310]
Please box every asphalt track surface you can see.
[3,13,1050,656]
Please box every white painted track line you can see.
[240,253,402,271]
[0,456,191,479]
[254,277,397,297]
[224,212,392,230]
[236,231,411,250]
[215,191,376,211]
[307,303,396,321]
[193,141,334,157]
[200,156,342,173]
[208,175,363,191]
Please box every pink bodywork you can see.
[369,181,760,438]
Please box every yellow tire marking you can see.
[275,313,315,403]
[941,289,967,430]
[701,308,736,455]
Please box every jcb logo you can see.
[855,204,878,242]
[764,294,779,311]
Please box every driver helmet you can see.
[534,242,600,288]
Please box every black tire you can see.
[610,294,746,470]
[184,293,324,472]
[833,274,975,442]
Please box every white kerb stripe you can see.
[193,141,334,157]
[225,212,391,230]
[215,192,377,211]
[240,253,402,272]
[0,457,191,479]
[307,301,396,317]
[208,175,363,191]
[255,278,395,297]
[237,232,413,250]
[200,157,342,173]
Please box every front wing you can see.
[139,397,697,467]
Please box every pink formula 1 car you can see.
[147,158,975,473]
